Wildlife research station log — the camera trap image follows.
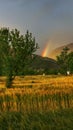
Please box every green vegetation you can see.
[0,109,73,130]
[56,46,73,74]
[0,28,38,88]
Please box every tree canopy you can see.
[56,46,73,74]
[0,28,38,87]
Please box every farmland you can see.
[0,75,73,112]
[0,75,73,129]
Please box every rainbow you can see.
[41,41,49,57]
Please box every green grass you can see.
[0,109,73,130]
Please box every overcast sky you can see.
[0,0,73,56]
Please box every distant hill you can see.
[49,43,73,59]
[28,55,59,73]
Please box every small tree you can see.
[56,47,69,74]
[67,52,73,73]
[0,28,38,88]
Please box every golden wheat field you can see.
[0,75,73,112]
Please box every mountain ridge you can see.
[27,55,59,74]
[49,43,73,59]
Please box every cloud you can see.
[37,0,63,15]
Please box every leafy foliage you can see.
[0,28,38,87]
[56,47,73,74]
[67,52,73,73]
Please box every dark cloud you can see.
[42,0,60,11]
[35,0,73,26]
[37,0,63,15]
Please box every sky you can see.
[0,0,73,57]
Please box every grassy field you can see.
[0,75,73,112]
[0,75,73,129]
[0,109,73,130]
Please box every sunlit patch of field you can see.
[13,75,73,88]
[0,75,73,112]
[0,75,73,89]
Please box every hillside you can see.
[28,55,59,72]
[49,43,73,59]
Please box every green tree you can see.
[56,47,69,74]
[67,52,73,73]
[0,28,38,88]
[0,28,10,76]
